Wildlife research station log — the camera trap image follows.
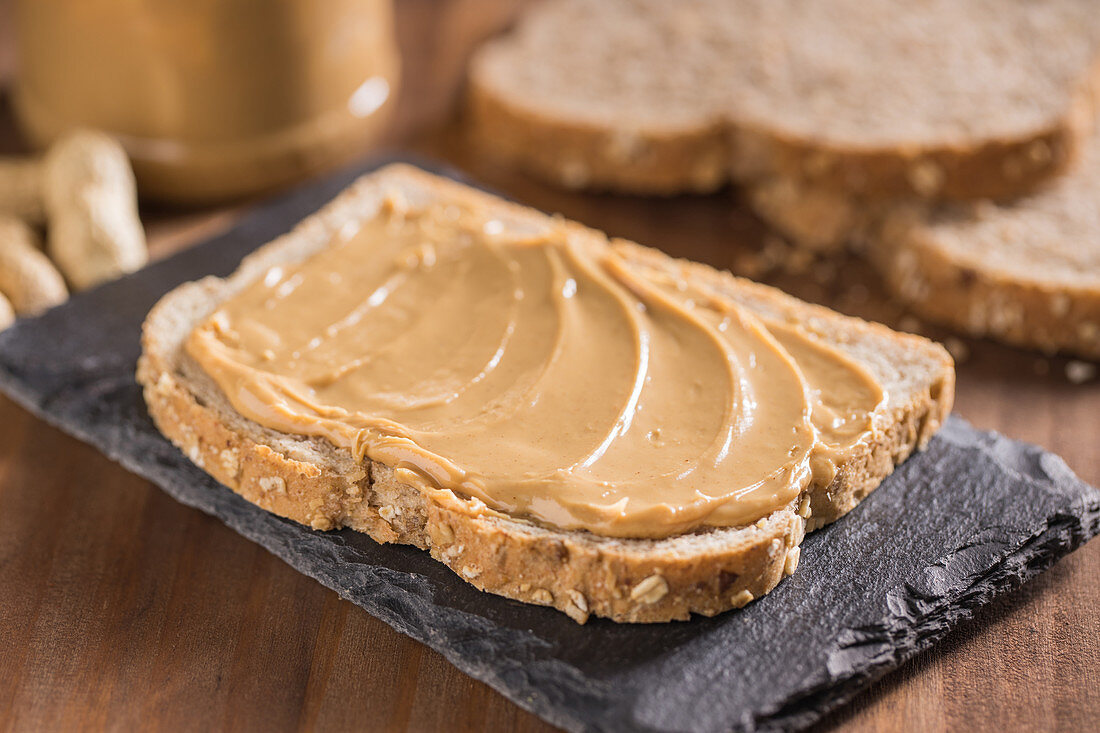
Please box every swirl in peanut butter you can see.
[187,196,884,538]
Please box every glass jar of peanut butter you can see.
[12,0,399,203]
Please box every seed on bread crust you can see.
[630,574,669,604]
[565,590,590,623]
[531,588,553,605]
[220,449,240,478]
[185,442,204,468]
[907,160,944,197]
[784,547,801,576]
[259,476,286,495]
[797,495,812,519]
[789,518,806,548]
[432,521,455,546]
[731,590,754,609]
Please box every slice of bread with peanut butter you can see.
[137,165,954,623]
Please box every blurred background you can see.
[0,2,1095,732]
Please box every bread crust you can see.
[137,165,954,623]
[873,213,1100,359]
[467,34,1100,203]
[467,80,732,194]
[470,76,1086,202]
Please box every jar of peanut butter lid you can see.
[12,0,400,203]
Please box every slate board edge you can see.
[762,496,1100,732]
[763,424,1100,731]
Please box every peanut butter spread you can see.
[186,197,885,539]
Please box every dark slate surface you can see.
[0,157,1097,733]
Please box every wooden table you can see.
[1,2,1097,730]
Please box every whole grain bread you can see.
[137,165,954,623]
[872,122,1100,359]
[468,0,1100,202]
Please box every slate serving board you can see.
[0,156,1097,733]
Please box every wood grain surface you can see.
[1,1,1097,731]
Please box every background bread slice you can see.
[871,122,1100,359]
[469,0,1100,200]
[138,164,954,623]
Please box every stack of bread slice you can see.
[873,124,1100,359]
[468,0,1100,358]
